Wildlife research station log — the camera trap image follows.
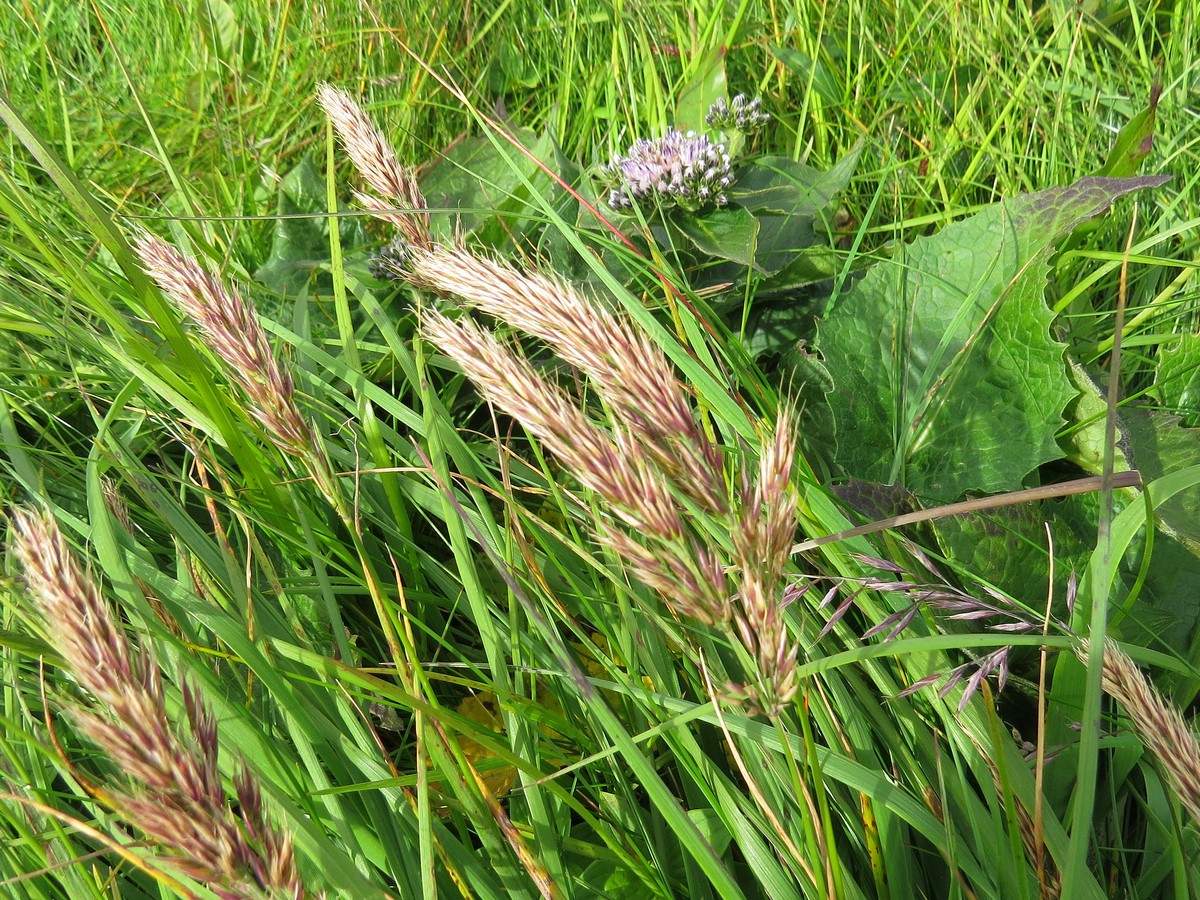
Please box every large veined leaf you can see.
[816,175,1170,501]
[1095,81,1161,178]
[672,206,759,267]
[420,120,557,246]
[1156,331,1200,427]
[728,150,859,216]
[1059,371,1200,648]
[673,43,727,133]
[674,147,860,278]
[931,501,1092,612]
[254,152,368,301]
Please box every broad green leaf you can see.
[420,121,556,246]
[1059,359,1135,476]
[748,213,818,275]
[254,152,367,300]
[1061,394,1200,649]
[673,205,759,266]
[1122,407,1200,547]
[198,0,238,58]
[817,175,1169,501]
[1155,331,1200,427]
[674,44,726,133]
[729,147,860,215]
[768,45,844,106]
[755,245,845,292]
[931,502,1091,611]
[577,860,659,899]
[1095,82,1161,178]
[743,297,822,358]
[779,341,838,453]
[1064,365,1200,544]
[686,808,734,856]
[682,147,859,287]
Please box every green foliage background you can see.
[1,1,1199,897]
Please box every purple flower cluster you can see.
[706,94,770,131]
[369,237,411,281]
[603,129,733,213]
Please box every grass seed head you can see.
[423,311,685,538]
[412,246,727,513]
[1083,638,1200,828]
[134,235,338,502]
[317,83,431,250]
[10,507,306,898]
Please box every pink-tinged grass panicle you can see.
[729,411,802,715]
[410,246,728,516]
[420,312,685,541]
[421,280,799,713]
[133,235,339,506]
[316,84,431,252]
[323,82,801,717]
[11,507,307,899]
[1080,638,1200,829]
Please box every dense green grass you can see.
[2,1,1199,897]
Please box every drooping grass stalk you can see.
[132,234,418,683]
[409,246,729,515]
[133,235,340,506]
[10,507,306,899]
[419,264,801,715]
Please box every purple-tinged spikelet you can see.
[10,507,307,897]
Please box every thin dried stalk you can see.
[11,507,306,899]
[1081,638,1200,828]
[316,84,431,250]
[411,245,727,514]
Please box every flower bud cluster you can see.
[705,94,770,131]
[369,237,411,281]
[603,128,733,213]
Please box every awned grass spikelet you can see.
[133,234,339,505]
[10,507,307,899]
[420,311,686,541]
[729,411,802,714]
[410,245,728,515]
[1081,638,1200,828]
[419,253,801,713]
[316,83,431,252]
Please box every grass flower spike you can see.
[316,83,431,252]
[134,235,338,503]
[422,311,686,539]
[418,249,801,711]
[10,507,305,898]
[411,246,728,514]
[135,236,310,457]
[422,308,733,625]
[1081,638,1200,828]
